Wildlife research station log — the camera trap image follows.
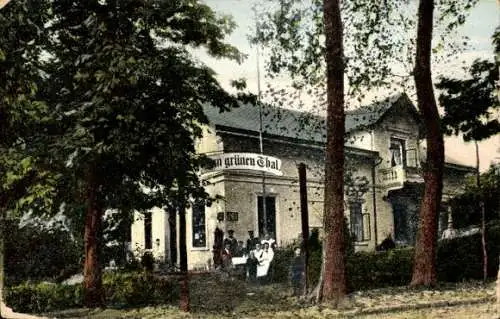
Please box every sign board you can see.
[226,211,238,222]
[209,152,283,176]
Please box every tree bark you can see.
[321,0,347,305]
[475,141,488,282]
[410,0,445,287]
[0,208,4,319]
[178,201,189,312]
[168,205,177,267]
[83,171,105,307]
[298,163,309,295]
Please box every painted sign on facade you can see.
[209,152,283,176]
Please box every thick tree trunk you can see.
[321,0,347,306]
[410,0,444,287]
[83,173,105,307]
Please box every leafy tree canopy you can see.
[436,55,500,141]
[43,0,251,214]
[436,27,500,142]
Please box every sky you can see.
[199,0,499,172]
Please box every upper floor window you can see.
[192,201,206,248]
[390,138,406,167]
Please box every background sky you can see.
[200,0,499,172]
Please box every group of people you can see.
[220,230,277,282]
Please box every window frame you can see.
[191,200,207,249]
[349,201,364,242]
[390,137,407,167]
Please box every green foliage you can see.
[437,58,500,142]
[269,248,294,283]
[6,272,179,313]
[347,249,414,291]
[140,252,155,273]
[0,0,58,215]
[449,165,500,228]
[4,218,81,285]
[437,221,500,282]
[272,221,500,291]
[43,0,249,212]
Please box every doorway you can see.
[257,196,276,238]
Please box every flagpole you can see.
[255,10,267,238]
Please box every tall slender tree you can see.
[436,26,500,288]
[320,0,347,304]
[410,0,444,287]
[45,0,247,306]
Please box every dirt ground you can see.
[44,277,499,319]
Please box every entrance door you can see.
[393,202,418,245]
[257,196,276,238]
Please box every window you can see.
[390,138,406,167]
[349,202,363,242]
[192,201,206,248]
[144,212,152,249]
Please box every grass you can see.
[42,275,499,319]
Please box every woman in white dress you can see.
[256,242,274,279]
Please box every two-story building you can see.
[130,93,474,270]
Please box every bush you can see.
[6,282,83,313]
[437,222,500,282]
[347,248,414,291]
[6,272,179,313]
[270,222,500,292]
[269,248,294,283]
[5,219,81,285]
[140,251,155,272]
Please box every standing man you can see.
[290,246,305,296]
[246,230,259,254]
[223,229,238,255]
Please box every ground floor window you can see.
[192,201,206,248]
[144,212,152,249]
[258,196,276,238]
[349,202,364,242]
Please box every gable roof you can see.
[203,92,419,143]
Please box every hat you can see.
[228,229,234,234]
[248,230,254,234]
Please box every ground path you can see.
[43,276,498,318]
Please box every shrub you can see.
[140,251,155,272]
[6,272,179,313]
[5,219,81,285]
[269,222,500,291]
[347,248,413,291]
[437,222,500,282]
[269,248,294,283]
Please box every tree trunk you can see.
[83,172,105,307]
[321,0,347,305]
[475,141,488,282]
[178,202,189,312]
[410,0,444,287]
[298,163,309,295]
[0,208,4,319]
[168,205,177,267]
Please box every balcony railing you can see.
[379,165,406,190]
